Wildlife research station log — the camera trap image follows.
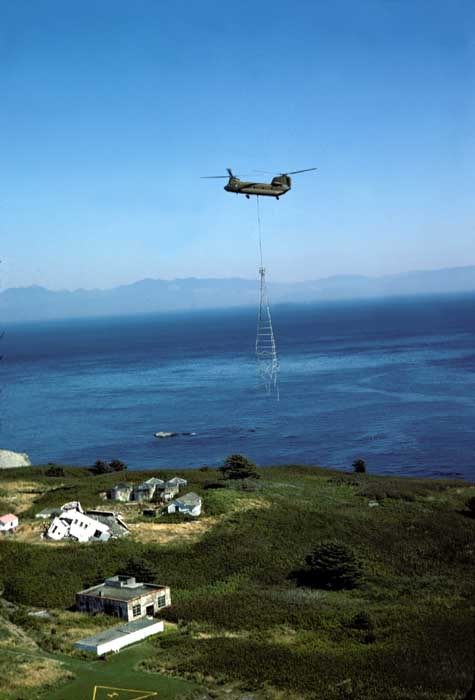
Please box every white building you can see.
[166,477,187,489]
[47,508,110,542]
[167,492,202,517]
[0,513,19,532]
[74,617,164,655]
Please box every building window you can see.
[132,604,141,618]
[157,595,166,608]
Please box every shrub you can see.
[465,496,475,513]
[301,541,364,590]
[219,454,259,480]
[109,459,127,472]
[91,460,113,475]
[352,459,366,474]
[349,611,373,631]
[45,466,65,477]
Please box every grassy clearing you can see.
[1,651,73,700]
[40,641,200,700]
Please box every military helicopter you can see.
[202,167,316,199]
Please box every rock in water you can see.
[0,449,32,468]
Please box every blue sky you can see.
[1,0,474,290]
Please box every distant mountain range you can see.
[1,265,475,322]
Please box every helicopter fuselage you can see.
[224,175,292,198]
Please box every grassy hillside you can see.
[0,464,474,699]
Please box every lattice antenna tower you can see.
[255,197,280,399]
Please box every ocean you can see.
[1,294,475,479]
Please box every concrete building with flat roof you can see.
[76,575,171,621]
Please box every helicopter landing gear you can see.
[276,196,279,200]
[246,194,250,199]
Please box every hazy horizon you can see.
[2,262,475,294]
[1,264,475,323]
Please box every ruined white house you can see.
[45,502,129,542]
[76,575,171,621]
[0,513,19,532]
[167,492,202,517]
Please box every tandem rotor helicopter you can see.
[201,167,317,199]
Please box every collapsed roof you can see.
[45,502,130,542]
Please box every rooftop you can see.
[86,511,130,538]
[78,576,167,602]
[175,492,201,506]
[143,477,165,487]
[75,616,161,647]
[0,513,18,524]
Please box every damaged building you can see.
[45,502,129,542]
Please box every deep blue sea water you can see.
[1,295,475,479]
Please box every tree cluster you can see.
[91,459,127,475]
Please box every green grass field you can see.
[0,641,200,700]
[1,463,474,699]
[42,642,199,700]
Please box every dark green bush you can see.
[349,611,374,631]
[91,460,113,475]
[218,454,260,480]
[465,496,475,513]
[109,459,127,472]
[301,541,364,590]
[44,466,65,477]
[353,459,366,474]
[203,481,227,490]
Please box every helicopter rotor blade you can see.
[283,167,317,175]
[201,175,230,179]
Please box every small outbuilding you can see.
[167,492,202,517]
[143,477,165,490]
[166,477,187,489]
[160,485,179,502]
[108,483,133,502]
[0,513,19,532]
[132,483,154,502]
[74,617,164,655]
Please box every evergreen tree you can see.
[219,454,260,480]
[304,541,363,590]
[352,458,366,473]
